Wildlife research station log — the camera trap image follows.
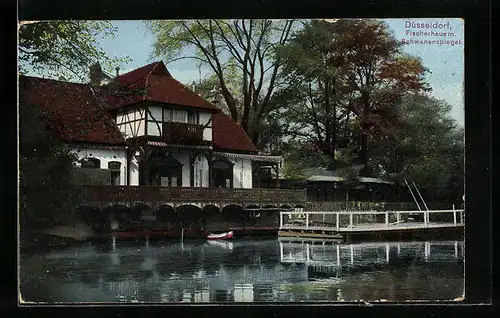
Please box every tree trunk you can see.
[359,132,368,165]
[359,91,370,165]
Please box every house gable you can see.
[19,76,126,146]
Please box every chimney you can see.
[191,81,196,92]
[89,62,104,86]
[115,66,120,77]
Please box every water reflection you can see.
[19,238,464,303]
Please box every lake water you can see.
[19,238,464,303]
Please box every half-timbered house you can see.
[19,62,306,219]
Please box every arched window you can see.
[211,159,234,188]
[148,153,183,187]
[80,157,101,169]
[108,161,121,186]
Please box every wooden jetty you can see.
[278,208,464,240]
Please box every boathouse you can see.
[19,62,307,235]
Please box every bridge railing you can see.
[279,209,465,231]
[80,185,307,205]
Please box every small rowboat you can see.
[206,231,233,240]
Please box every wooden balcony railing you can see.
[163,122,204,144]
[80,186,307,205]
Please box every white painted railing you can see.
[279,208,465,232]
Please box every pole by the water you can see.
[405,179,422,211]
[412,180,429,211]
[336,244,340,266]
[453,204,457,225]
[385,243,390,262]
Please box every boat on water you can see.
[206,231,233,240]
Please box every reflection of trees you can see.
[155,246,203,277]
[73,258,103,288]
[131,269,155,281]
[252,283,275,302]
[336,260,464,301]
[156,261,173,278]
[203,260,220,276]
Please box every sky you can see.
[30,19,466,125]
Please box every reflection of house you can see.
[233,283,254,302]
[19,61,285,190]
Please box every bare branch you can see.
[165,55,208,64]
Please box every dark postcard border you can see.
[11,0,493,316]
[18,0,490,20]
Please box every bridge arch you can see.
[244,204,260,210]
[176,204,203,229]
[131,202,154,222]
[222,204,245,224]
[156,204,176,223]
[262,204,277,209]
[202,204,221,215]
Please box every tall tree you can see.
[271,19,430,173]
[19,101,82,230]
[275,20,345,163]
[149,19,297,145]
[19,20,128,82]
[370,94,464,201]
[333,19,430,167]
[18,21,125,233]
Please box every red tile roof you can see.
[106,61,219,112]
[212,112,258,153]
[19,62,260,153]
[19,76,126,146]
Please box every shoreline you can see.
[19,228,464,253]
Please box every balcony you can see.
[80,186,307,207]
[163,122,204,144]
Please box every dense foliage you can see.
[19,102,82,229]
[18,21,123,230]
[369,94,464,198]
[271,19,430,173]
[19,21,128,82]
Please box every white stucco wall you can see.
[147,106,163,136]
[71,146,127,185]
[231,158,253,189]
[199,112,213,142]
[129,155,140,186]
[193,154,210,187]
[117,108,146,138]
[148,106,163,122]
[164,148,191,187]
